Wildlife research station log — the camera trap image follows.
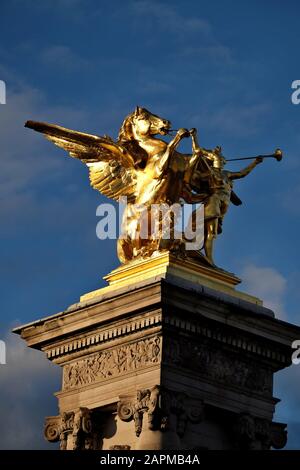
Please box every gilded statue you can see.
[25,107,282,267]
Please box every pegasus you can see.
[26,106,278,266]
[25,107,200,263]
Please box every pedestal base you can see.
[14,255,300,450]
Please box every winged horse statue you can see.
[25,106,280,266]
[25,107,203,263]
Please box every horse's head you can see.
[118,107,171,142]
[132,106,171,137]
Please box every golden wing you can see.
[25,121,137,202]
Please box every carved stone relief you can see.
[63,336,161,390]
[163,336,272,396]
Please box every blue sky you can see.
[0,0,300,449]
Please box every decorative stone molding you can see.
[43,308,289,367]
[44,407,92,450]
[63,336,161,391]
[118,385,204,438]
[109,445,131,450]
[164,315,289,365]
[235,413,287,450]
[44,416,61,443]
[163,336,272,396]
[46,312,161,360]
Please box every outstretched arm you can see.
[228,157,263,180]
[157,128,190,173]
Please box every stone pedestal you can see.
[14,253,300,450]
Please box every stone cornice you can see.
[14,281,163,348]
[45,311,162,363]
[40,307,290,370]
[163,314,290,368]
[13,276,300,369]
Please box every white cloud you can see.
[139,80,173,94]
[40,45,91,71]
[241,264,287,320]
[0,85,87,194]
[130,0,211,37]
[0,329,60,449]
[128,0,234,67]
[9,0,86,14]
[240,264,300,448]
[178,44,233,64]
[0,77,93,233]
[190,103,271,136]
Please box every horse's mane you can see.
[117,112,148,168]
[118,112,135,142]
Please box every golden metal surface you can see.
[80,252,262,306]
[25,107,281,269]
